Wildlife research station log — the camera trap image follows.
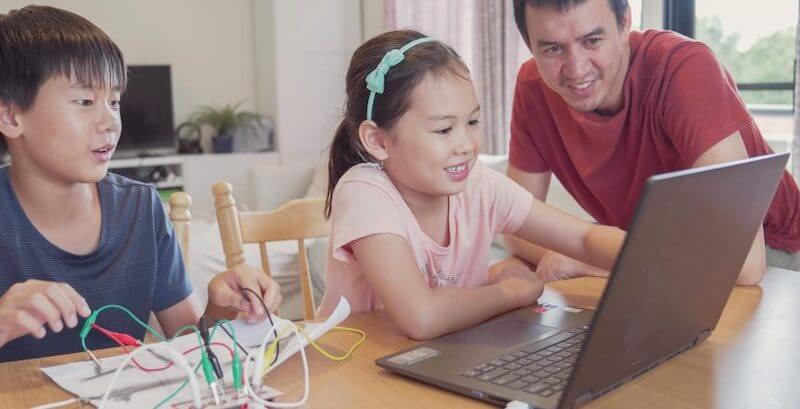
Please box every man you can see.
[505,0,800,284]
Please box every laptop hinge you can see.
[695,329,713,345]
[574,392,593,407]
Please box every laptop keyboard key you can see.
[506,380,529,390]
[517,358,533,366]
[525,382,549,394]
[522,375,541,382]
[460,369,481,378]
[514,369,532,376]
[492,374,521,386]
[503,363,522,370]
[478,368,509,381]
[539,389,555,397]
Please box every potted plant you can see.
[176,102,263,153]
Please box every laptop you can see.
[377,152,789,408]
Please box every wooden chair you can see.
[168,192,192,266]
[212,182,330,320]
[144,191,191,340]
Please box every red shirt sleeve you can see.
[509,69,550,173]
[661,43,752,166]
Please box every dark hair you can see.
[325,29,469,218]
[0,5,127,156]
[513,0,629,46]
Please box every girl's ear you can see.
[0,102,23,139]
[358,120,389,161]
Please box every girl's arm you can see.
[514,199,626,272]
[351,233,543,340]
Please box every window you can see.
[668,0,798,153]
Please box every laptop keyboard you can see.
[459,326,588,400]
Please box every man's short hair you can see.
[513,0,630,46]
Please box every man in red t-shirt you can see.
[505,0,800,284]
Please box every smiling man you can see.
[505,0,800,283]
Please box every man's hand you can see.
[535,251,609,282]
[490,264,545,308]
[0,280,91,348]
[207,264,282,320]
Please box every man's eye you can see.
[585,37,602,47]
[545,45,562,55]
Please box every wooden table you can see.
[3,267,798,408]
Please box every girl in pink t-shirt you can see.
[317,30,625,340]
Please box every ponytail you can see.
[325,119,371,218]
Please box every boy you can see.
[0,5,281,361]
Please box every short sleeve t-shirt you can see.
[509,30,800,252]
[316,162,533,316]
[0,168,193,361]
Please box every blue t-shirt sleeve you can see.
[151,195,194,312]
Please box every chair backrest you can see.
[168,192,192,266]
[212,181,330,320]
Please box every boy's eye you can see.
[468,119,481,126]
[75,99,94,107]
[434,126,453,135]
[110,100,121,109]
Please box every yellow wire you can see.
[262,325,366,372]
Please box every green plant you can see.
[176,102,263,141]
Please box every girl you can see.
[317,30,625,340]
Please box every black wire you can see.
[241,287,280,366]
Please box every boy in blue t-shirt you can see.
[0,6,282,362]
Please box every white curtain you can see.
[385,0,530,155]
[794,14,800,179]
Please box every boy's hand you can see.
[0,280,92,348]
[207,264,282,320]
[490,264,544,308]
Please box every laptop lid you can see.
[560,152,789,408]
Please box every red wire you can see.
[91,324,235,372]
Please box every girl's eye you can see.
[434,127,453,135]
[468,119,481,126]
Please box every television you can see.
[116,65,176,158]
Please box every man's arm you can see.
[503,165,609,280]
[691,131,766,285]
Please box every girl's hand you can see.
[490,265,545,308]
[535,251,609,282]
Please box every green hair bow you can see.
[365,37,435,121]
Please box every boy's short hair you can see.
[0,5,127,156]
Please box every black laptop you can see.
[377,153,789,408]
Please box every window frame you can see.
[665,0,797,112]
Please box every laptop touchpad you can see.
[445,318,557,349]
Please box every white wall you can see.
[254,1,361,157]
[0,0,259,126]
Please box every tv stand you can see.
[109,152,279,210]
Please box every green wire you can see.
[76,303,238,408]
[153,320,239,409]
